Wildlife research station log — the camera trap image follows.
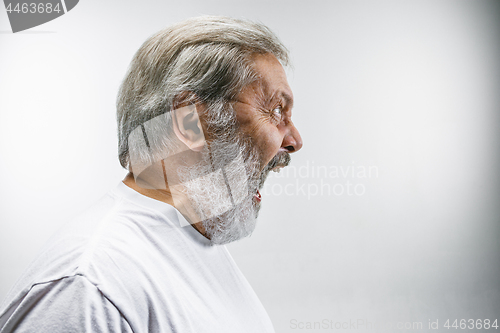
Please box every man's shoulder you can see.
[3,188,173,296]
[33,187,180,283]
[1,188,182,330]
[0,273,135,333]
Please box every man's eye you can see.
[272,106,283,119]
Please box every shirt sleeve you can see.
[0,275,133,333]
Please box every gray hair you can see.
[117,16,290,170]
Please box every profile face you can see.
[171,54,302,244]
[233,53,303,188]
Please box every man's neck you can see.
[122,172,208,239]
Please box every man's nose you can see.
[281,121,303,153]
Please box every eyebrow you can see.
[274,91,294,109]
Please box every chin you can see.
[203,196,259,245]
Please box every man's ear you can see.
[171,103,206,152]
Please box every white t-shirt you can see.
[0,182,275,333]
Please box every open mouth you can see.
[254,189,262,202]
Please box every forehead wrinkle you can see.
[254,78,293,108]
[255,71,293,107]
[240,59,293,110]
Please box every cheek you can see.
[235,110,283,166]
[254,127,283,165]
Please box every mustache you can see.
[257,151,291,189]
[265,151,291,170]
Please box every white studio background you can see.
[1,1,499,332]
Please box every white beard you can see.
[177,138,262,245]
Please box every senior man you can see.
[0,16,302,332]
